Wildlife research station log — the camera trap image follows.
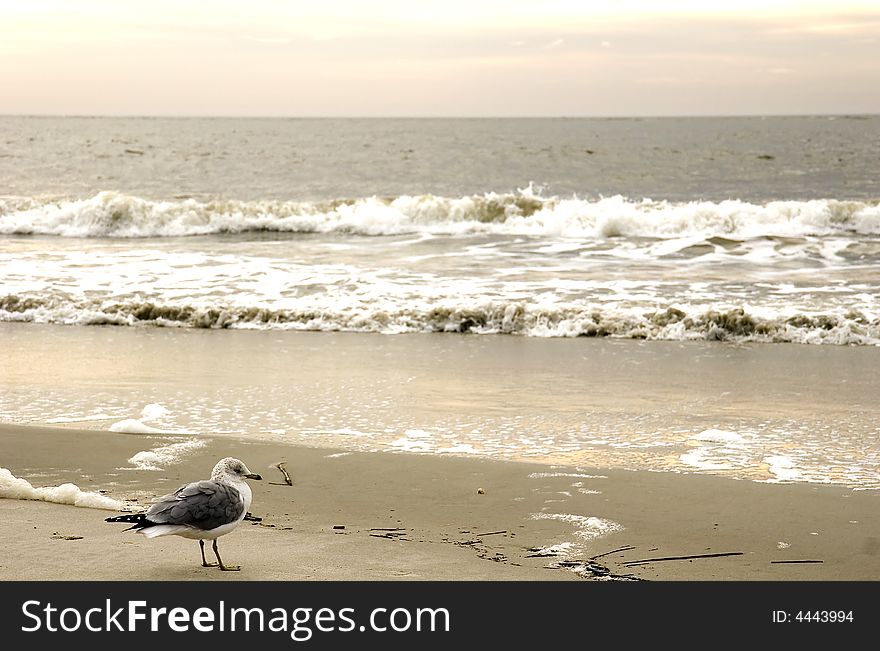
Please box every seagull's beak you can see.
[245,472,262,480]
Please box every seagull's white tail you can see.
[139,524,193,539]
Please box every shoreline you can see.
[2,423,878,581]
[4,322,880,489]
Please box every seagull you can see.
[106,457,262,571]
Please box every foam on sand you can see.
[109,419,166,434]
[530,512,624,541]
[529,472,608,479]
[125,439,208,471]
[109,403,193,435]
[0,467,125,510]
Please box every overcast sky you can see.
[1,0,878,116]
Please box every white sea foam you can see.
[302,427,373,438]
[529,472,608,479]
[437,443,480,454]
[529,542,575,555]
[140,403,170,421]
[390,429,435,453]
[109,404,191,435]
[0,467,125,510]
[690,428,745,443]
[761,455,806,483]
[125,439,207,471]
[680,428,754,472]
[530,512,624,540]
[46,413,115,424]
[679,448,735,471]
[109,419,166,434]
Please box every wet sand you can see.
[3,323,880,488]
[2,424,878,581]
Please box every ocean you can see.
[2,115,879,487]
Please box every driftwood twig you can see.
[624,552,743,566]
[270,462,293,486]
[591,545,636,560]
[370,530,409,540]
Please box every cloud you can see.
[2,2,878,115]
[239,34,292,44]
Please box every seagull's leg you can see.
[213,539,241,571]
[200,540,218,567]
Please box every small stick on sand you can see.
[370,531,408,540]
[770,559,823,564]
[591,545,636,560]
[271,462,293,486]
[474,530,507,537]
[624,552,743,566]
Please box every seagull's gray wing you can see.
[145,480,244,531]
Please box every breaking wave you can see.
[2,190,880,239]
[2,294,878,345]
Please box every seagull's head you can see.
[212,457,262,482]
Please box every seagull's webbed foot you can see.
[199,540,219,567]
[212,539,241,571]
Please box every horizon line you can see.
[1,111,878,120]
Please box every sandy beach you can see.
[2,423,878,581]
